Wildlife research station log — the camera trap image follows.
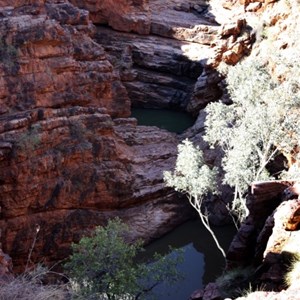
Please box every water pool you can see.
[144,219,236,300]
[131,108,195,134]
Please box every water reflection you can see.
[143,219,236,300]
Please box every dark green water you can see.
[145,220,236,300]
[131,107,235,299]
[131,108,195,133]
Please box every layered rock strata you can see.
[0,0,256,272]
[0,106,193,270]
[95,27,208,110]
[93,0,253,113]
[0,1,130,117]
[69,0,150,34]
[0,0,194,271]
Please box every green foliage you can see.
[69,123,87,141]
[164,139,218,198]
[204,56,300,221]
[164,139,226,257]
[65,218,183,300]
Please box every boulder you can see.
[69,0,151,34]
[189,283,222,300]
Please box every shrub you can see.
[0,38,19,74]
[16,125,41,152]
[65,218,183,300]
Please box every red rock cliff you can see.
[69,0,150,34]
[0,0,194,271]
[0,0,259,272]
[0,0,130,117]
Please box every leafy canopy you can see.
[164,139,225,257]
[65,218,183,300]
[164,139,218,198]
[204,55,300,220]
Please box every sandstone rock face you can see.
[149,0,218,45]
[94,0,220,111]
[259,199,300,289]
[234,196,300,300]
[226,181,300,291]
[0,0,195,271]
[0,106,193,270]
[0,0,257,273]
[226,181,292,267]
[69,0,151,34]
[92,0,253,113]
[0,0,130,118]
[186,68,224,114]
[195,181,300,300]
[95,27,209,110]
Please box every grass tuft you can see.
[0,265,69,300]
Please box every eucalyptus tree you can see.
[163,139,225,258]
[204,54,300,221]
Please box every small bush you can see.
[65,218,183,300]
[16,125,41,152]
[163,139,226,258]
[0,38,19,74]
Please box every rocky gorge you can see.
[0,0,300,299]
[0,0,250,271]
